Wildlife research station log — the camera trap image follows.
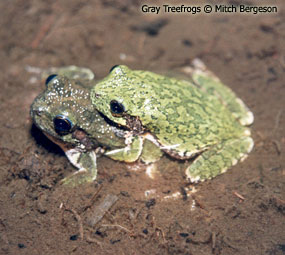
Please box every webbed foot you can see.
[61,149,97,187]
[186,136,254,182]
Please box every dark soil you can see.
[0,0,284,254]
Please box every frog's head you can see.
[91,65,163,131]
[31,74,103,148]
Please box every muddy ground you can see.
[0,0,284,254]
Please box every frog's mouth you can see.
[98,111,145,136]
[42,128,101,152]
[71,129,99,151]
[98,111,129,131]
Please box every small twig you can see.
[83,185,103,212]
[87,194,118,227]
[222,236,239,251]
[17,144,33,161]
[31,15,55,49]
[101,224,131,233]
[273,109,283,135]
[272,140,281,155]
[70,209,84,240]
[233,191,245,201]
[273,196,285,205]
[133,205,145,220]
[211,232,216,250]
[85,234,102,247]
[63,206,84,240]
[155,227,167,243]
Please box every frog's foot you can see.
[108,133,162,163]
[105,136,143,162]
[145,163,159,179]
[60,149,97,187]
[140,136,163,164]
[186,136,254,182]
[185,58,254,126]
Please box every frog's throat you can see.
[124,114,145,135]
[44,130,105,155]
[71,129,98,151]
[43,132,76,152]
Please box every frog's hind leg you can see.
[186,136,254,182]
[60,148,97,186]
[187,59,254,126]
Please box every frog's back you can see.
[129,70,244,153]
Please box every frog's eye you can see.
[110,100,125,116]
[53,115,73,135]
[45,74,58,86]
[109,65,119,73]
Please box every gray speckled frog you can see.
[31,67,127,185]
[31,60,254,186]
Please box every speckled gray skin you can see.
[92,60,254,182]
[31,68,127,185]
[31,77,126,149]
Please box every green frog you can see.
[31,60,254,186]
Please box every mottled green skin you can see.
[92,66,245,157]
[91,64,254,181]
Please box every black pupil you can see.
[53,116,72,135]
[45,74,57,85]
[110,100,124,115]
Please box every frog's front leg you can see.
[61,148,97,186]
[104,136,143,162]
[186,136,254,182]
[105,135,163,179]
[105,135,163,163]
[43,133,98,186]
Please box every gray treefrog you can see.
[31,60,254,186]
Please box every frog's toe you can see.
[60,169,97,187]
[62,150,98,187]
[186,136,254,182]
[233,98,254,126]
